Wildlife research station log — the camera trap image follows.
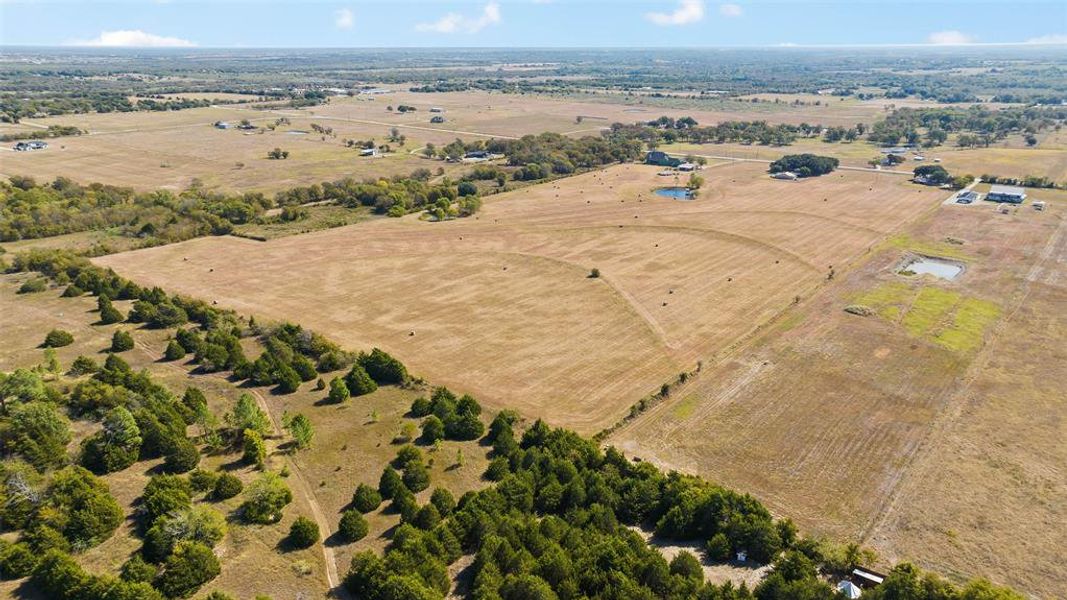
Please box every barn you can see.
[986,185,1027,204]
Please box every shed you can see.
[214,121,230,129]
[360,148,379,157]
[986,185,1027,204]
[851,568,886,589]
[771,171,798,181]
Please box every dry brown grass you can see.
[611,189,1067,598]
[0,274,494,599]
[94,163,943,435]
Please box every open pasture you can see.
[1,87,902,193]
[611,188,1067,598]
[95,162,944,434]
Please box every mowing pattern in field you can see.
[96,162,942,433]
[613,192,1067,598]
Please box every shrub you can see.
[401,461,430,493]
[421,415,445,443]
[60,284,83,298]
[485,457,510,481]
[344,364,377,396]
[430,488,456,516]
[79,406,141,474]
[111,330,134,352]
[17,278,47,294]
[163,438,201,474]
[8,401,71,470]
[242,429,267,468]
[338,510,369,542]
[358,348,407,385]
[409,396,431,417]
[68,355,97,376]
[213,473,243,500]
[287,516,319,549]
[120,553,158,583]
[352,483,382,513]
[164,340,187,361]
[378,466,403,500]
[156,541,220,598]
[275,363,302,394]
[0,541,36,579]
[706,532,732,562]
[240,472,292,524]
[328,376,350,404]
[142,474,192,523]
[98,297,125,324]
[43,329,74,348]
[189,469,219,493]
[412,503,441,530]
[458,181,478,196]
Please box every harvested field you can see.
[95,162,945,434]
[611,188,1067,598]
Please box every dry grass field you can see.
[94,163,945,434]
[0,273,493,599]
[611,188,1067,598]
[1,87,902,193]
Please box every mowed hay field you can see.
[611,189,1067,598]
[96,162,945,434]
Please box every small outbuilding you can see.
[429,107,445,113]
[360,148,379,157]
[851,568,886,589]
[837,580,862,599]
[771,171,798,181]
[214,121,230,129]
[430,115,446,124]
[986,185,1027,204]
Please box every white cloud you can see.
[1025,34,1067,45]
[926,30,975,45]
[335,8,354,30]
[646,0,705,26]
[416,1,501,34]
[719,3,742,17]
[68,30,196,48]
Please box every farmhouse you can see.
[986,185,1027,204]
[645,150,681,167]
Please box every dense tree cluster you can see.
[0,175,273,243]
[610,119,827,147]
[409,387,484,441]
[768,154,839,178]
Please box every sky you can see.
[0,0,1065,48]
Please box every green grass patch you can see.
[671,394,700,420]
[935,297,1001,353]
[902,287,961,338]
[885,234,971,261]
[851,281,999,353]
[851,280,913,322]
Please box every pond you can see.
[654,187,694,201]
[898,256,963,280]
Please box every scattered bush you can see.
[338,510,369,542]
[344,363,378,396]
[352,483,383,513]
[42,329,73,348]
[164,340,187,361]
[111,330,134,352]
[287,516,319,549]
[213,473,243,500]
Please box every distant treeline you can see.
[868,105,1067,147]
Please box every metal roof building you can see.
[986,185,1027,204]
